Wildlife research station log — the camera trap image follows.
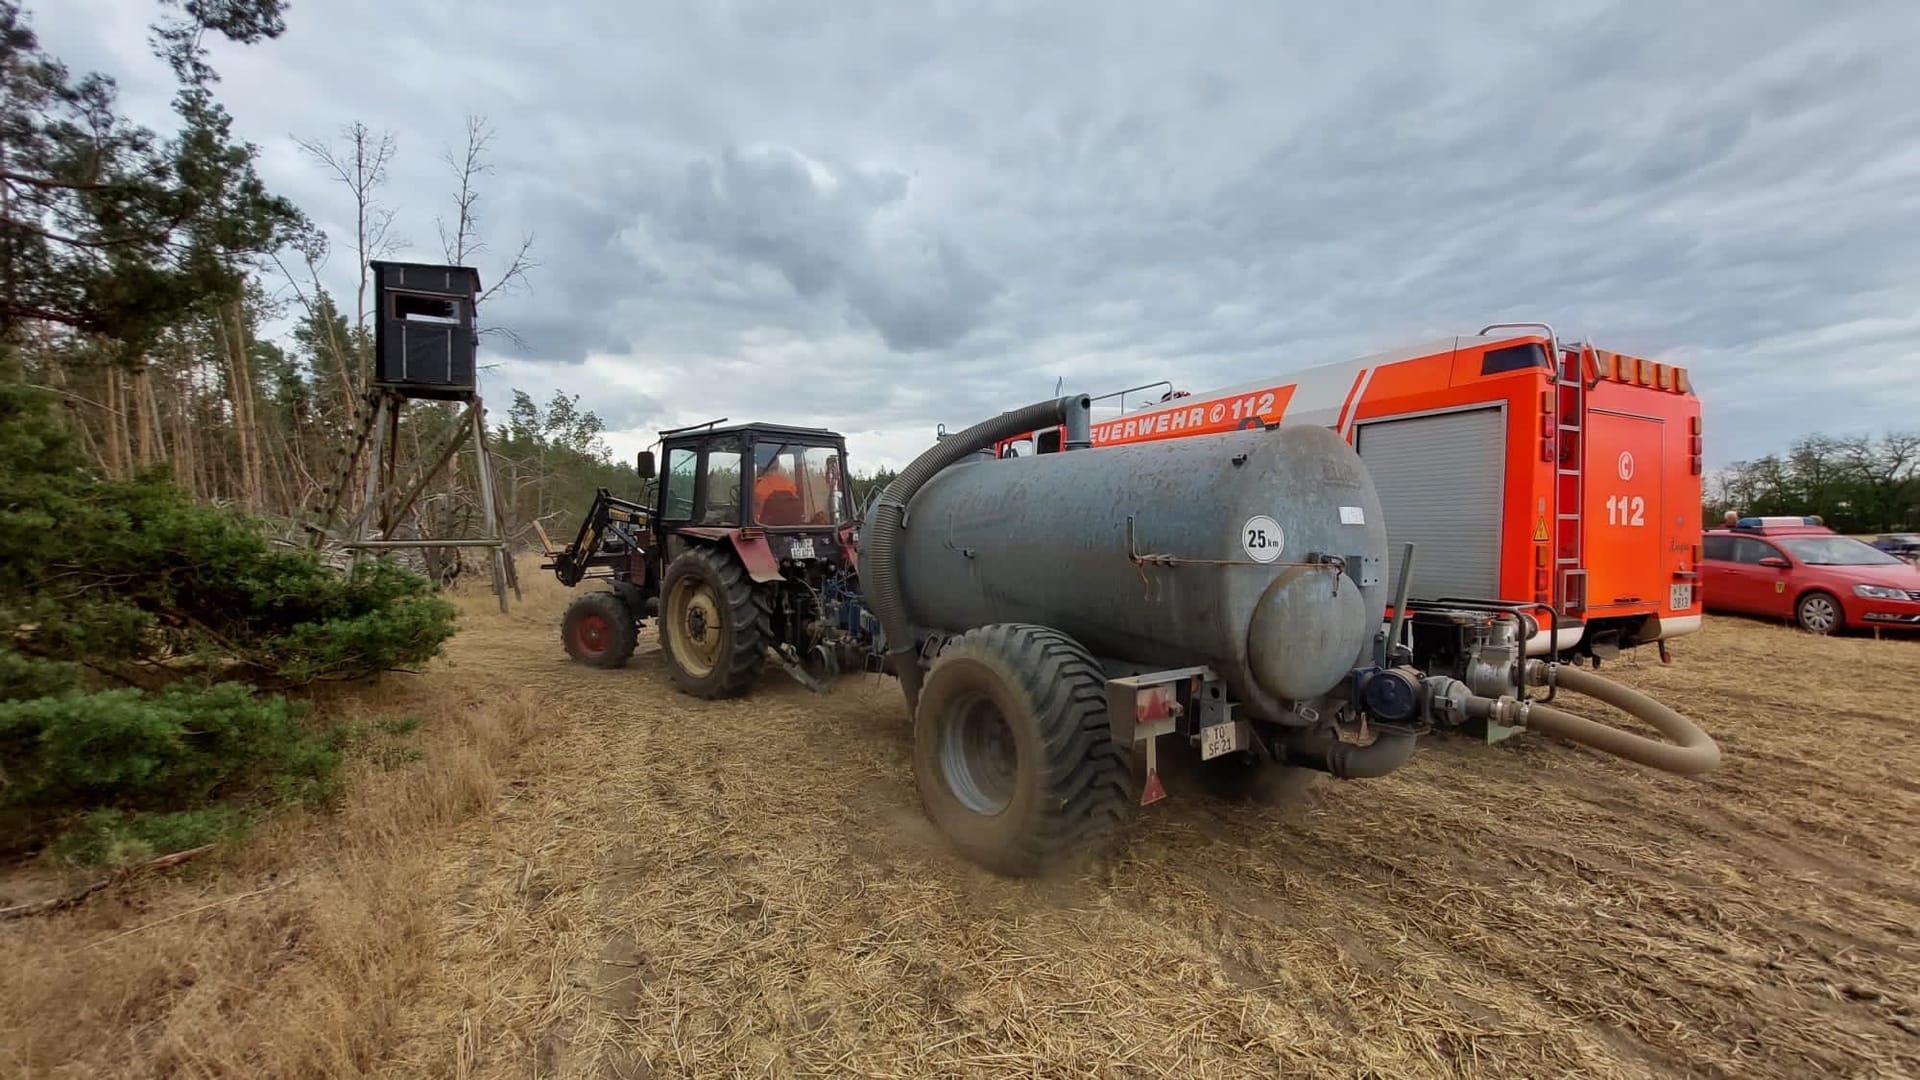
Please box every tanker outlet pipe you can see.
[865,395,1093,713]
[1468,666,1720,776]
[1280,727,1420,779]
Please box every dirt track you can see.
[375,581,1920,1079]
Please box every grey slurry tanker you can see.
[856,395,1718,876]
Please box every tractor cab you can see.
[646,421,855,550]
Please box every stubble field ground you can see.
[4,564,1916,1078]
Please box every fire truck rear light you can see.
[1540,436,1554,462]
[1636,359,1655,386]
[1535,545,1549,567]
[1689,435,1702,455]
[1689,415,1702,435]
[1540,390,1554,415]
[1674,368,1692,394]
[1534,569,1550,593]
[1690,454,1703,476]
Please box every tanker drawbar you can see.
[863,396,1721,877]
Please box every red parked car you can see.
[1701,517,1920,634]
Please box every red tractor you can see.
[542,420,878,697]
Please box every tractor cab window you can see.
[663,448,697,519]
[700,447,744,525]
[753,442,849,527]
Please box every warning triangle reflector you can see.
[1140,769,1168,806]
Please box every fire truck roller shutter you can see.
[1354,407,1505,604]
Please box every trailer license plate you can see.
[1670,584,1692,611]
[1200,721,1244,761]
[790,538,815,560]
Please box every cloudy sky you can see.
[36,0,1920,471]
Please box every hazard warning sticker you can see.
[1242,515,1285,563]
[1533,517,1549,542]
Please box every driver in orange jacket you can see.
[754,457,798,506]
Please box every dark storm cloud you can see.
[34,0,1920,468]
[659,145,999,351]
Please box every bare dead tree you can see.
[434,115,539,349]
[269,230,359,422]
[292,122,402,364]
[437,115,491,266]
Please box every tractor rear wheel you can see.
[660,546,770,699]
[912,624,1138,877]
[561,591,638,668]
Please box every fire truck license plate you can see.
[1670,584,1692,611]
[790,538,815,560]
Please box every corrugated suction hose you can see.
[1521,666,1721,776]
[864,395,1092,713]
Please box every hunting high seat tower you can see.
[307,260,518,611]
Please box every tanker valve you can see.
[1357,667,1423,726]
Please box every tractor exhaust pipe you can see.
[865,396,1093,713]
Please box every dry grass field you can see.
[3,564,1916,1078]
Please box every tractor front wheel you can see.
[912,623,1138,877]
[561,592,639,668]
[660,546,770,699]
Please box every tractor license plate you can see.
[1670,584,1693,611]
[790,537,816,560]
[1199,721,1247,761]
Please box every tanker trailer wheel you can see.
[912,624,1138,877]
[561,591,638,669]
[660,546,770,699]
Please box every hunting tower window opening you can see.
[393,293,461,325]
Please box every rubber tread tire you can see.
[912,623,1138,877]
[561,591,638,669]
[1794,589,1843,636]
[660,545,771,698]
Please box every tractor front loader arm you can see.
[544,487,656,587]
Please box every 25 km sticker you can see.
[1242,515,1285,563]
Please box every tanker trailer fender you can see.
[672,526,784,584]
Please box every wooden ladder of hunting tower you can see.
[306,388,519,612]
[303,260,520,612]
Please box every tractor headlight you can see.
[1854,584,1908,600]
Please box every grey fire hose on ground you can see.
[1474,664,1721,776]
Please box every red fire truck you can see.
[997,323,1705,661]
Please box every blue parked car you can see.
[1872,533,1920,562]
